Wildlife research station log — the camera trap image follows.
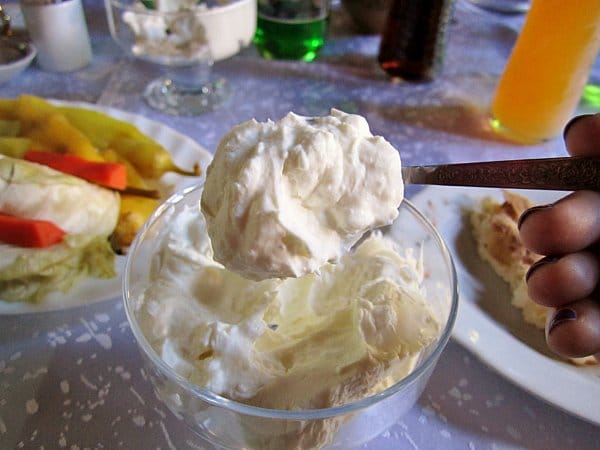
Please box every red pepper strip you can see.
[24,150,127,190]
[0,213,66,248]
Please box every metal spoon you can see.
[402,156,600,191]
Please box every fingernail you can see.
[547,308,577,335]
[563,114,595,141]
[525,255,560,282]
[517,204,553,230]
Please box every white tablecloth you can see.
[1,1,598,448]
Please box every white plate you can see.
[0,102,212,314]
[411,186,600,426]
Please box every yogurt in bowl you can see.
[123,111,458,449]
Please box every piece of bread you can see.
[470,190,597,366]
[470,191,546,327]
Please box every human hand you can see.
[518,113,600,361]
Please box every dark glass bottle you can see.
[378,0,454,81]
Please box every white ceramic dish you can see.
[411,186,600,426]
[0,101,211,314]
[0,41,36,84]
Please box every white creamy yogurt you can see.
[201,109,404,281]
[136,202,440,412]
[123,5,210,62]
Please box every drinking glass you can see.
[104,0,256,115]
[489,0,600,143]
[254,0,329,61]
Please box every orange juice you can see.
[491,0,600,143]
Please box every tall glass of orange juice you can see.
[490,0,600,143]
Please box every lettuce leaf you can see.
[0,235,116,303]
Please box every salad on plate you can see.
[0,94,203,305]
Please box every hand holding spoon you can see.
[402,156,599,191]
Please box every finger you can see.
[518,190,600,255]
[563,113,600,157]
[526,250,600,307]
[545,297,600,359]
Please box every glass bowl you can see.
[123,184,458,450]
[104,0,256,115]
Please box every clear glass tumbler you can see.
[490,0,600,143]
[254,0,329,61]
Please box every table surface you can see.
[1,1,599,449]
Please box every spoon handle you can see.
[402,156,600,191]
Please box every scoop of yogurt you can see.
[201,109,404,281]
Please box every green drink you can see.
[254,0,329,61]
[582,83,600,108]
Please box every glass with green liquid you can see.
[254,0,329,61]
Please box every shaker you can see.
[378,0,454,81]
[20,0,92,72]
